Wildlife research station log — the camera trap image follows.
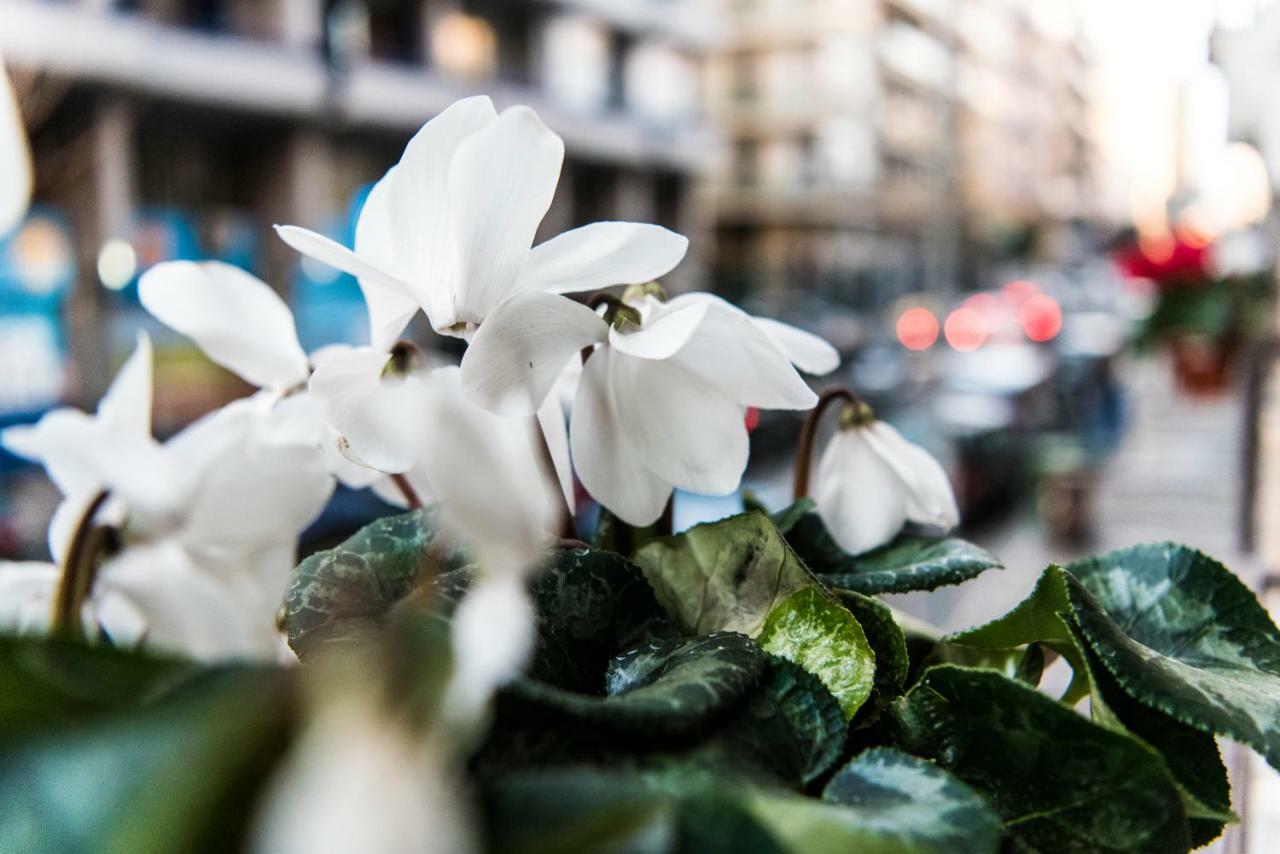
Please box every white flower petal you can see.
[308,346,429,474]
[3,409,105,497]
[351,172,431,349]
[516,221,688,295]
[385,96,496,328]
[140,261,310,390]
[448,106,564,325]
[418,368,553,570]
[607,298,708,360]
[445,575,535,721]
[460,291,606,416]
[570,349,672,526]
[664,294,817,410]
[813,428,909,555]
[275,225,419,347]
[96,331,153,435]
[0,56,32,236]
[610,352,749,497]
[178,415,333,558]
[100,541,275,661]
[863,422,959,530]
[751,317,840,376]
[537,393,575,514]
[251,698,475,854]
[0,561,59,636]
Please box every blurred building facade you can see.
[708,0,1101,314]
[0,0,723,409]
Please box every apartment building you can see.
[0,0,723,407]
[709,0,1100,311]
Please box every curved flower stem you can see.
[530,416,579,541]
[51,489,113,638]
[390,473,423,510]
[792,386,865,502]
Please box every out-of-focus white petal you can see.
[100,541,275,661]
[179,422,333,559]
[516,221,688,295]
[570,350,672,526]
[275,225,420,341]
[448,106,564,326]
[5,408,183,522]
[418,368,553,571]
[96,331,153,435]
[662,294,817,410]
[813,428,909,555]
[308,346,429,474]
[385,96,496,326]
[351,172,427,349]
[3,332,155,499]
[536,393,574,514]
[252,696,476,854]
[0,56,32,237]
[0,561,59,636]
[607,298,707,360]
[863,422,959,530]
[139,261,309,390]
[609,353,748,497]
[460,291,605,416]
[751,317,840,376]
[3,410,105,497]
[445,575,535,721]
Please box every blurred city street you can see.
[894,351,1256,633]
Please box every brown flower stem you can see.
[390,473,423,510]
[792,386,865,502]
[51,489,112,638]
[530,415,579,541]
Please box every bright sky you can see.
[1076,0,1223,226]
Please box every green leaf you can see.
[633,512,813,637]
[0,635,207,738]
[484,766,785,854]
[758,588,875,720]
[634,512,877,720]
[507,632,766,738]
[527,547,677,692]
[1071,624,1233,847]
[946,564,1235,838]
[687,657,846,788]
[746,747,1000,854]
[838,591,910,701]
[284,509,466,657]
[769,498,816,535]
[781,511,1001,595]
[890,665,1191,854]
[0,666,291,853]
[1065,543,1280,772]
[951,543,1280,778]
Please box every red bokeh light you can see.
[896,307,939,351]
[944,307,988,352]
[1019,294,1062,342]
[1002,279,1040,304]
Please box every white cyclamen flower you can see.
[0,52,32,236]
[813,409,959,555]
[275,96,688,346]
[139,259,381,490]
[461,290,837,526]
[252,696,476,854]
[1,335,334,660]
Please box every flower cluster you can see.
[0,95,956,699]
